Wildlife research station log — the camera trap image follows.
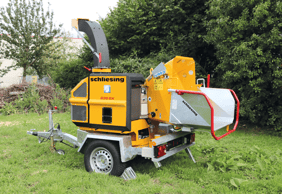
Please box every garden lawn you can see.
[1,112,282,193]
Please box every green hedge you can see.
[52,59,91,89]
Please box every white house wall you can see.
[0,59,23,88]
[0,37,83,88]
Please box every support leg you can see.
[185,148,196,163]
[120,167,137,180]
[153,161,162,168]
[49,135,56,153]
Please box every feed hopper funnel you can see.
[168,88,239,140]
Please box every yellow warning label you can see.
[32,76,37,83]
[154,79,163,90]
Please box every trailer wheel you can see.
[56,149,65,155]
[84,140,127,176]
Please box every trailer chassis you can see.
[27,110,196,180]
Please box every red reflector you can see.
[190,133,195,144]
[99,53,102,63]
[157,144,166,158]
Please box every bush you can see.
[51,84,71,112]
[1,102,17,115]
[1,84,71,115]
[52,58,91,89]
[205,0,282,130]
[111,48,178,77]
[78,0,217,80]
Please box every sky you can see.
[0,0,119,37]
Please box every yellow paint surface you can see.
[69,77,88,123]
[145,56,201,123]
[154,79,163,90]
[89,76,127,127]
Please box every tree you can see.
[32,34,80,75]
[98,0,218,78]
[205,0,282,129]
[72,0,219,79]
[78,35,93,68]
[0,0,62,80]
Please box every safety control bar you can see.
[169,89,240,140]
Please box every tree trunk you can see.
[22,65,27,83]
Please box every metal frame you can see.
[196,78,206,87]
[152,142,195,163]
[27,109,198,179]
[77,131,140,163]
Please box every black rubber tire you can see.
[84,140,127,176]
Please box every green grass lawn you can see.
[1,112,282,193]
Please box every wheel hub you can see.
[90,147,113,174]
[97,153,108,168]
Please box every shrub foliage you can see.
[1,84,70,115]
[99,0,218,77]
[52,58,90,89]
[205,0,282,129]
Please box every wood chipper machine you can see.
[27,19,240,180]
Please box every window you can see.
[73,82,87,97]
[102,108,112,123]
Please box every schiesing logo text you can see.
[91,77,125,83]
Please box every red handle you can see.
[214,89,240,139]
[175,89,240,140]
[207,74,210,88]
[99,53,102,63]
[84,66,91,72]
